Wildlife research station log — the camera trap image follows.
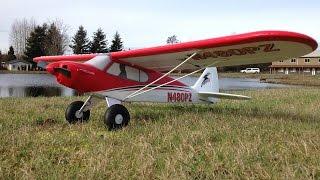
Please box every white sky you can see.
[0,0,319,53]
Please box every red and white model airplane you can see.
[34,31,317,130]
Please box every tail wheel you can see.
[104,104,130,130]
[65,101,90,123]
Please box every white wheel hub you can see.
[115,114,123,124]
[75,110,83,119]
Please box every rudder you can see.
[192,67,219,93]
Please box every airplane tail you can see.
[192,67,219,93]
[192,67,251,102]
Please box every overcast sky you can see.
[0,0,319,53]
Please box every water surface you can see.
[0,74,289,98]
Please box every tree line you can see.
[70,26,123,54]
[0,18,123,65]
[23,24,123,63]
[1,18,270,72]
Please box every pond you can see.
[0,74,289,98]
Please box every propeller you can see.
[37,61,71,78]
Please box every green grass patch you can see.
[0,88,320,179]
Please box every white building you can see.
[6,59,33,71]
[270,50,320,75]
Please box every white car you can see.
[240,68,260,74]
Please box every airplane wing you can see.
[111,31,317,71]
[34,54,97,63]
[34,31,317,72]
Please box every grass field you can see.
[0,88,320,179]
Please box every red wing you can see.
[34,31,317,72]
[34,54,97,63]
[111,31,317,71]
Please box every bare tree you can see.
[45,19,70,54]
[166,35,179,44]
[9,18,36,58]
[10,18,69,57]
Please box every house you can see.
[0,61,6,69]
[6,59,33,71]
[270,50,320,75]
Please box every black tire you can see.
[104,104,130,130]
[65,101,90,124]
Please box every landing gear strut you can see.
[65,101,90,123]
[65,96,99,124]
[65,96,130,130]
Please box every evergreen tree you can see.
[7,46,16,60]
[70,25,90,54]
[110,31,123,52]
[90,28,108,53]
[24,24,47,62]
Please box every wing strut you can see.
[123,60,223,101]
[124,67,205,100]
[124,52,198,100]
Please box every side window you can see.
[139,70,148,82]
[125,66,139,81]
[107,63,121,76]
[107,63,148,82]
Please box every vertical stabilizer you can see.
[192,67,219,93]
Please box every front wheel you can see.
[104,104,130,130]
[65,101,90,124]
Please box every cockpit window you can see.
[107,63,148,82]
[84,55,110,70]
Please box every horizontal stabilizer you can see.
[198,91,251,100]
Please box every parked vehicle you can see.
[240,68,260,73]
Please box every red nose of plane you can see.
[46,61,99,93]
[46,62,75,89]
[46,62,57,75]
